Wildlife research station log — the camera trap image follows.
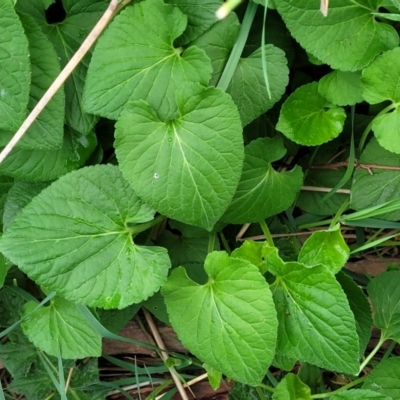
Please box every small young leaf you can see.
[298,224,349,274]
[226,45,289,126]
[362,47,400,153]
[330,389,391,399]
[318,71,363,106]
[272,373,312,400]
[115,84,244,230]
[0,127,97,182]
[231,240,275,274]
[83,0,212,120]
[0,165,171,309]
[275,0,399,71]
[222,136,303,224]
[162,251,278,385]
[165,0,221,44]
[0,0,30,131]
[368,270,400,342]
[336,272,372,358]
[276,82,346,146]
[351,137,400,221]
[22,297,102,359]
[363,357,400,398]
[270,261,359,374]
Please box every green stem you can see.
[257,383,275,393]
[382,340,396,361]
[359,334,386,373]
[358,103,395,152]
[208,233,216,253]
[255,385,270,399]
[259,220,274,247]
[219,231,232,254]
[329,198,350,229]
[128,214,166,235]
[217,1,258,91]
[310,376,366,398]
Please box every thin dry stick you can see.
[142,308,190,400]
[64,367,74,393]
[155,373,209,400]
[301,185,351,194]
[0,0,130,164]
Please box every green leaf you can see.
[270,260,359,374]
[231,240,275,274]
[272,373,312,400]
[330,389,391,399]
[276,82,346,146]
[0,165,171,309]
[157,230,219,267]
[191,13,241,86]
[368,271,400,342]
[226,45,289,126]
[162,251,278,385]
[0,127,97,181]
[3,181,48,231]
[336,272,372,357]
[362,357,400,399]
[115,84,244,230]
[0,253,6,289]
[21,297,102,358]
[0,175,14,230]
[83,0,212,120]
[143,290,170,324]
[17,0,108,134]
[275,0,399,71]
[318,71,363,107]
[96,303,141,333]
[0,0,30,131]
[164,0,221,44]
[222,136,303,224]
[298,224,349,274]
[204,363,222,390]
[351,137,400,221]
[362,48,400,153]
[0,13,64,150]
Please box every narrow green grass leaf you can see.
[217,1,257,91]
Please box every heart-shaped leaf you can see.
[115,84,244,230]
[0,165,171,309]
[162,251,278,385]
